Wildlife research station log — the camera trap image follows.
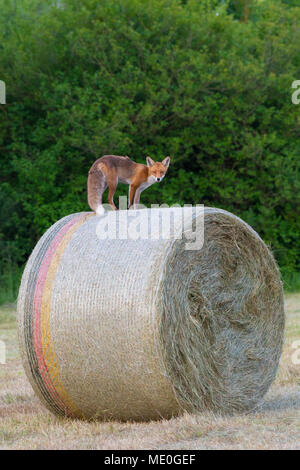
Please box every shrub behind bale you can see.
[17,207,285,421]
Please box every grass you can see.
[0,294,299,450]
[282,272,300,293]
[0,264,22,305]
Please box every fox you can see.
[87,155,171,215]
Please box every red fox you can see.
[88,155,171,214]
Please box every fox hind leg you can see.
[106,176,118,211]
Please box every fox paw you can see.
[95,205,105,216]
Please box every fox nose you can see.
[156,177,161,182]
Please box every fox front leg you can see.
[128,184,138,209]
[133,189,142,209]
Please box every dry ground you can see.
[0,294,299,450]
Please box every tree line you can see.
[0,0,300,301]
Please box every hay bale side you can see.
[17,208,284,421]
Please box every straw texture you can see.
[17,208,285,421]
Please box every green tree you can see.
[0,0,300,298]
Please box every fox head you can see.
[146,156,170,182]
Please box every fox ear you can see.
[162,156,170,168]
[146,156,155,167]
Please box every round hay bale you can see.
[17,207,285,421]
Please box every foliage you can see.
[0,0,300,299]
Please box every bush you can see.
[0,0,300,298]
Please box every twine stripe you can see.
[26,212,92,416]
[32,214,87,416]
[39,213,93,417]
[23,214,76,416]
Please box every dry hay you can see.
[17,207,285,421]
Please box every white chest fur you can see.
[139,175,156,192]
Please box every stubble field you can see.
[0,294,299,450]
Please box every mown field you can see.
[0,294,299,450]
